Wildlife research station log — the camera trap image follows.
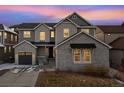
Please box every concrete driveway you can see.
[0,70,39,87]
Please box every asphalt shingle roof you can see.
[98,25,124,33]
[109,37,124,50]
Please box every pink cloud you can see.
[0,5,124,21]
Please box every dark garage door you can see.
[18,52,32,65]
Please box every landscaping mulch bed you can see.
[35,71,124,87]
[0,69,9,76]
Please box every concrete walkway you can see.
[0,71,39,87]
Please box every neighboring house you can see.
[0,24,17,63]
[96,24,124,44]
[96,23,124,69]
[109,37,124,69]
[12,13,111,72]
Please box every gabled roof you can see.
[10,23,57,30]
[67,12,92,26]
[0,24,17,34]
[13,40,37,48]
[98,25,124,33]
[10,23,40,30]
[55,31,111,49]
[54,12,93,28]
[109,37,124,50]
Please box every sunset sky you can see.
[0,5,124,26]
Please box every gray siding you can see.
[18,31,35,42]
[15,42,37,65]
[37,46,49,56]
[56,32,110,71]
[35,25,50,42]
[55,20,77,45]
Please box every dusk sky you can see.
[0,5,124,26]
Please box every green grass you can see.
[35,71,124,87]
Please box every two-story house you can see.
[0,24,17,63]
[12,23,56,65]
[13,13,111,72]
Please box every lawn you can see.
[35,71,124,87]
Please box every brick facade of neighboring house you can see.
[0,24,17,63]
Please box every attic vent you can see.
[72,15,77,19]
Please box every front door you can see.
[49,47,53,58]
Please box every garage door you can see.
[18,52,32,65]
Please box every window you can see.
[40,32,45,41]
[9,46,11,52]
[15,36,17,42]
[63,28,69,39]
[11,34,13,41]
[0,32,2,36]
[83,49,91,63]
[23,31,31,38]
[4,32,7,39]
[4,46,7,53]
[51,31,54,38]
[74,49,81,63]
[107,34,111,36]
[72,15,77,19]
[81,29,89,34]
[73,48,91,64]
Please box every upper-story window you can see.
[81,29,89,34]
[0,32,2,36]
[40,32,45,41]
[11,34,13,41]
[63,28,69,39]
[4,32,7,39]
[51,31,54,38]
[24,31,31,38]
[15,36,17,42]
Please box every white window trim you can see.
[63,28,69,39]
[51,31,54,38]
[73,48,92,64]
[40,32,45,41]
[23,31,31,38]
[73,49,81,64]
[82,49,91,64]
